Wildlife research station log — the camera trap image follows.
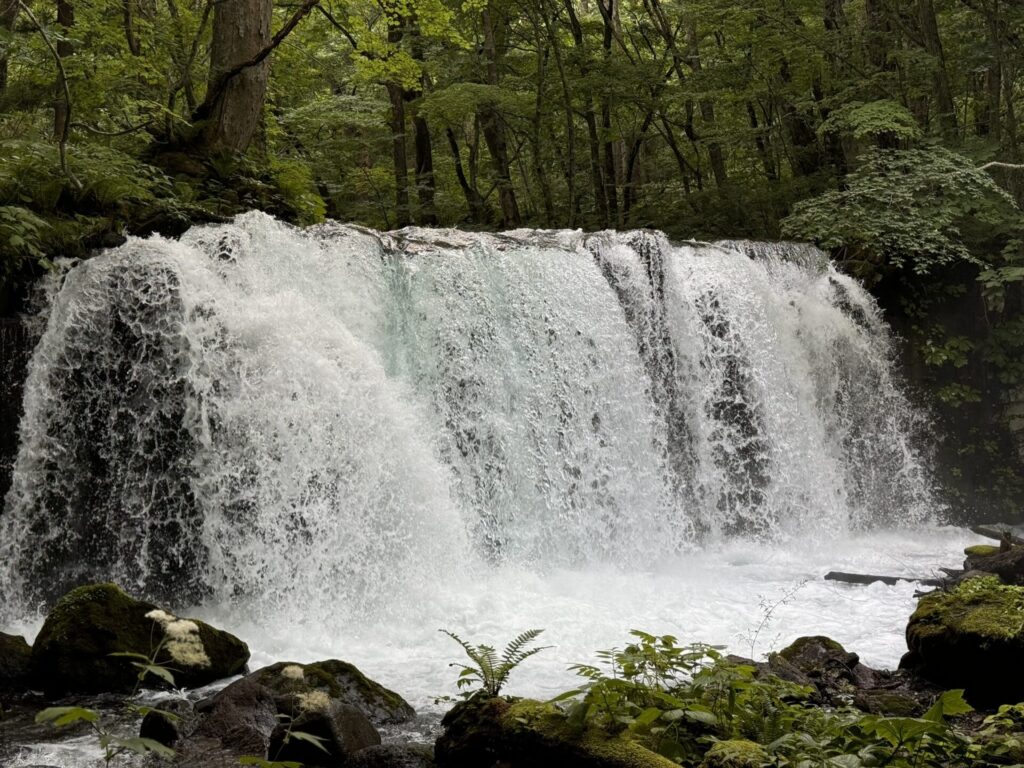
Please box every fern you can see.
[441,628,550,697]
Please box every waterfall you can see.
[0,212,938,625]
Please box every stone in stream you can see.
[30,583,249,695]
[161,657,414,767]
[0,631,32,693]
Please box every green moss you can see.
[502,700,679,768]
[910,576,1024,641]
[964,545,1000,557]
[700,739,768,768]
[778,635,846,662]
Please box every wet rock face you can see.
[0,631,31,693]
[162,657,414,768]
[268,701,381,766]
[253,660,416,726]
[903,575,1024,706]
[30,583,249,695]
[0,317,32,511]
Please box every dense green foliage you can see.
[455,630,1024,767]
[1,0,1023,512]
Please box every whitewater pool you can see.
[9,527,972,709]
[1,526,975,767]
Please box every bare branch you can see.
[980,161,1024,172]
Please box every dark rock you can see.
[903,575,1024,705]
[0,632,32,692]
[30,583,249,695]
[191,676,279,757]
[961,545,1024,585]
[852,689,922,717]
[435,696,677,768]
[171,658,406,767]
[268,701,380,766]
[768,636,879,703]
[139,698,195,748]
[348,744,436,768]
[253,660,416,726]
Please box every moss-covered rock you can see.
[30,583,248,695]
[699,739,768,768]
[0,631,31,692]
[435,696,678,768]
[252,659,415,725]
[964,544,1001,558]
[903,576,1024,705]
[852,689,922,717]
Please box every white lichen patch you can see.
[146,608,211,668]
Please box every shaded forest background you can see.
[0,0,1023,519]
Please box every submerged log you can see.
[824,571,944,587]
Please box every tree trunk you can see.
[598,0,619,225]
[387,82,412,228]
[917,0,957,137]
[199,0,272,154]
[480,5,521,227]
[447,128,492,224]
[0,0,18,95]
[685,21,728,189]
[54,0,73,141]
[563,0,608,226]
[123,0,142,55]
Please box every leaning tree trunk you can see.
[198,0,272,154]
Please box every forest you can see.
[0,0,1023,513]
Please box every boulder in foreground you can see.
[30,583,249,694]
[435,696,677,768]
[903,575,1024,705]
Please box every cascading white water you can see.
[0,213,943,667]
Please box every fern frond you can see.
[501,629,546,666]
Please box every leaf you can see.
[924,690,973,723]
[106,736,175,758]
[133,705,180,721]
[287,729,330,753]
[35,707,100,727]
[632,707,663,727]
[133,662,176,686]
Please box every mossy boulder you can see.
[699,739,768,768]
[769,636,876,704]
[30,583,249,695]
[964,545,1001,558]
[251,659,415,725]
[0,631,32,692]
[903,576,1024,705]
[435,696,678,768]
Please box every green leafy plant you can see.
[441,628,550,697]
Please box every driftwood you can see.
[969,524,1024,546]
[824,571,944,587]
